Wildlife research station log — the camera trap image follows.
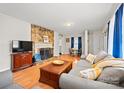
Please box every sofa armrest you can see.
[5,83,23,89]
[0,70,23,89]
[59,73,122,89]
[0,70,12,88]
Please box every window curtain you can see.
[108,4,124,58]
[71,37,74,48]
[107,21,110,53]
[71,37,82,49]
[108,15,115,55]
[74,37,78,49]
[113,4,123,58]
[78,37,82,49]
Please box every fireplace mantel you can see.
[35,42,53,49]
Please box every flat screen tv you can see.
[12,40,33,53]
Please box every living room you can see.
[0,1,124,92]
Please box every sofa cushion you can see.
[76,60,92,68]
[59,73,122,89]
[70,59,92,77]
[94,51,108,64]
[80,67,102,80]
[0,70,12,88]
[97,67,124,86]
[69,66,91,77]
[103,54,114,60]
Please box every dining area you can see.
[69,48,82,56]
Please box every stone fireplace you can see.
[34,42,54,60]
[31,24,54,60]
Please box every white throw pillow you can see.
[86,53,96,64]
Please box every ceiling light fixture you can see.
[64,22,74,27]
[66,23,72,27]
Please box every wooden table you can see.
[39,60,72,88]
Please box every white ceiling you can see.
[0,3,119,34]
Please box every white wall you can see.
[64,31,104,55]
[61,35,66,54]
[65,34,71,54]
[102,24,108,52]
[84,30,88,55]
[88,31,104,54]
[0,13,31,71]
[88,32,94,54]
[54,31,59,56]
[54,33,66,55]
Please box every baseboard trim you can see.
[0,68,10,72]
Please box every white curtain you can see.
[122,6,124,58]
[74,37,78,49]
[108,15,115,55]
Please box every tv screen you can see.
[12,40,32,52]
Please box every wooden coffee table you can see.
[39,60,72,88]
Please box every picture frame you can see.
[43,35,49,43]
[66,38,70,43]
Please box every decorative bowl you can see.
[52,60,64,65]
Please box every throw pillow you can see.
[86,53,96,64]
[97,67,124,85]
[102,54,114,61]
[80,67,102,80]
[92,55,115,68]
[94,51,108,64]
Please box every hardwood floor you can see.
[13,54,80,89]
